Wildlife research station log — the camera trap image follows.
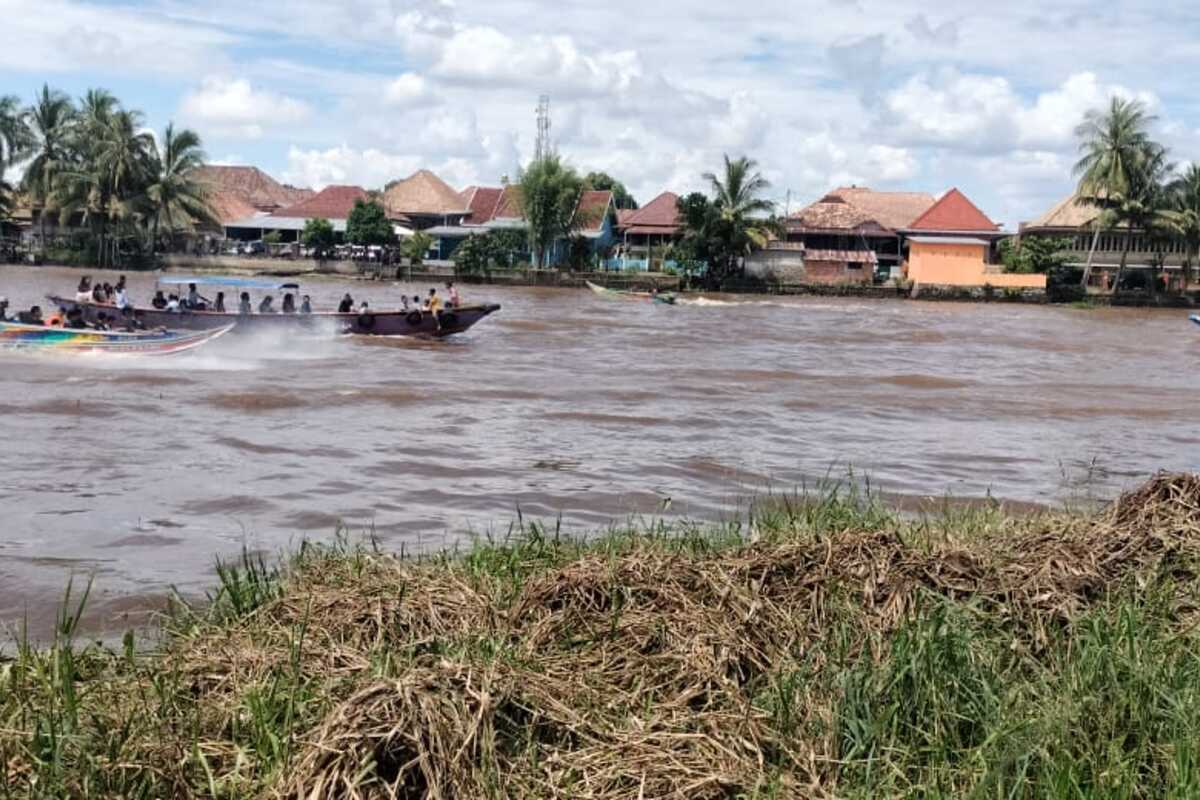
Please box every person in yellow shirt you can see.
[426,288,442,313]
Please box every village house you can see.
[611,191,684,271]
[1019,193,1193,291]
[786,186,937,280]
[902,188,1044,289]
[428,184,617,267]
[224,185,374,243]
[382,169,472,231]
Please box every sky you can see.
[3,0,1200,228]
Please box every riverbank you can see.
[20,255,1191,306]
[5,473,1200,798]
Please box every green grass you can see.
[4,475,1200,798]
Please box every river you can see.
[1,265,1196,638]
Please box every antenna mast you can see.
[534,95,552,162]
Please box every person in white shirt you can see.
[166,294,181,312]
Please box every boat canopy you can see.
[157,276,301,290]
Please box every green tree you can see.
[518,155,588,267]
[142,122,215,254]
[402,230,434,265]
[345,199,395,246]
[0,94,32,224]
[58,93,154,267]
[452,233,493,275]
[1074,97,1158,288]
[20,85,74,250]
[1104,144,1174,294]
[999,236,1072,274]
[1168,163,1200,287]
[583,171,637,210]
[683,155,779,286]
[302,217,336,261]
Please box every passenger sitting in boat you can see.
[65,307,87,329]
[338,293,354,313]
[166,294,181,312]
[103,283,115,302]
[114,285,130,310]
[93,312,110,331]
[121,306,145,331]
[92,284,107,304]
[445,281,460,307]
[400,295,410,311]
[151,290,168,309]
[300,295,312,314]
[75,277,92,303]
[26,306,45,326]
[186,283,210,310]
[0,297,10,322]
[238,292,252,314]
[412,295,421,310]
[281,293,296,314]
[214,292,226,313]
[258,295,276,313]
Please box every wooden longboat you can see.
[0,321,234,355]
[585,281,676,305]
[48,276,500,337]
[48,297,501,337]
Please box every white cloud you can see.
[180,78,311,140]
[383,73,433,107]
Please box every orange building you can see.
[903,189,1045,289]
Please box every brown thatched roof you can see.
[1026,193,1099,230]
[191,165,313,211]
[383,170,470,216]
[791,187,936,233]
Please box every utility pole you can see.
[534,95,552,163]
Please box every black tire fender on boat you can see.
[357,312,376,331]
[439,311,458,329]
[406,310,423,326]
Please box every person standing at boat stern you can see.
[445,281,461,308]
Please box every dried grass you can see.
[7,473,1200,798]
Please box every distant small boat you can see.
[1190,314,1200,327]
[0,321,234,355]
[585,281,676,305]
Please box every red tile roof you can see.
[576,190,613,233]
[272,185,368,220]
[619,191,680,231]
[208,191,260,225]
[907,188,999,232]
[461,186,505,225]
[492,186,522,220]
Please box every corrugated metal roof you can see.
[907,235,990,245]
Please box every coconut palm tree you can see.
[1073,97,1157,288]
[142,123,216,253]
[59,98,153,267]
[1168,163,1200,289]
[1104,143,1174,295]
[698,155,779,282]
[21,85,75,250]
[0,94,32,222]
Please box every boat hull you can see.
[0,321,233,355]
[585,281,676,305]
[47,298,501,337]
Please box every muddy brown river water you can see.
[0,265,1197,638]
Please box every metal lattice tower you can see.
[534,95,552,162]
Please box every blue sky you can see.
[4,0,1200,227]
